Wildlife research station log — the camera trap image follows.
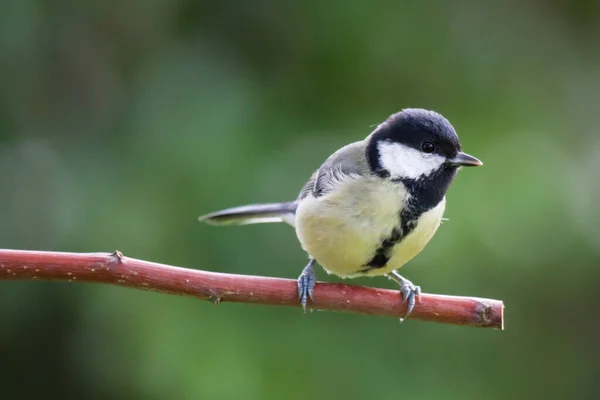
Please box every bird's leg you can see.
[386,271,421,322]
[297,258,317,312]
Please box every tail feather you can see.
[198,201,297,227]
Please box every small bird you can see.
[199,109,482,320]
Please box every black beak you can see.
[447,152,483,167]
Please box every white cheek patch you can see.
[378,141,445,179]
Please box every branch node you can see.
[480,305,492,324]
[111,250,124,263]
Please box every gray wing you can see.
[298,170,318,200]
[298,141,370,199]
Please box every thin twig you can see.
[0,249,503,329]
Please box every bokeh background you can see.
[1,1,599,399]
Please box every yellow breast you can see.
[295,176,445,278]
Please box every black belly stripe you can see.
[363,209,419,270]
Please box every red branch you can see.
[0,249,503,329]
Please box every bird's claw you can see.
[386,272,421,322]
[399,280,421,322]
[297,259,316,312]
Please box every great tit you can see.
[199,108,482,320]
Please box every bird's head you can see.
[366,108,482,183]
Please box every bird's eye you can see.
[421,141,435,153]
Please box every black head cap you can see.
[370,108,461,158]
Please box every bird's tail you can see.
[198,201,298,227]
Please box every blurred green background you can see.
[1,1,599,399]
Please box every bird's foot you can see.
[297,259,316,312]
[386,271,421,322]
